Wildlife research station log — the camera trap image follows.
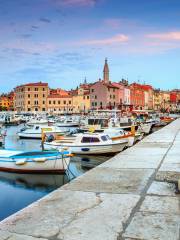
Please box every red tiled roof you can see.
[15,82,48,88]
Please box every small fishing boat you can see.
[18,124,67,139]
[56,119,80,128]
[137,121,153,134]
[43,133,128,155]
[0,150,71,173]
[103,128,135,147]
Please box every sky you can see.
[0,0,180,93]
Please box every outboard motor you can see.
[46,134,54,142]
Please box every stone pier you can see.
[0,119,180,240]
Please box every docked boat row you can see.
[0,111,176,174]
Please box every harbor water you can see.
[0,125,110,221]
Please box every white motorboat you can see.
[56,119,80,128]
[0,150,71,173]
[138,121,153,134]
[43,132,128,155]
[103,128,135,147]
[18,124,67,139]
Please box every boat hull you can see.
[0,152,70,173]
[44,141,127,155]
[18,132,64,139]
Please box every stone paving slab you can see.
[123,212,180,240]
[140,196,180,214]
[156,170,180,181]
[57,193,140,240]
[97,154,163,169]
[62,167,154,194]
[120,145,169,156]
[0,191,140,240]
[147,181,176,196]
[0,230,48,240]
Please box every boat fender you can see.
[64,153,74,157]
[62,147,69,150]
[15,159,27,165]
[34,157,46,163]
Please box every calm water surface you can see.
[0,125,110,221]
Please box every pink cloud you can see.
[147,31,180,41]
[79,34,129,45]
[52,0,97,7]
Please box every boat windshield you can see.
[81,137,100,143]
[101,135,108,141]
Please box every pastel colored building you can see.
[130,83,145,110]
[141,85,154,110]
[47,94,73,114]
[0,95,10,111]
[153,89,162,110]
[112,79,131,110]
[14,82,49,112]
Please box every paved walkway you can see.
[0,119,180,240]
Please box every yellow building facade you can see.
[47,95,73,114]
[14,82,49,112]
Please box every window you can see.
[28,108,31,111]
[113,95,115,99]
[92,102,94,106]
[81,137,100,143]
[58,101,60,104]
[28,94,30,98]
[101,136,108,141]
[91,89,94,93]
[49,101,51,104]
[69,101,71,104]
[110,95,112,99]
[28,101,30,104]
[43,88,45,91]
[43,101,45,104]
[43,94,45,98]
[95,102,97,106]
[95,95,97,99]
[53,100,56,104]
[35,88,38,91]
[87,96,89,99]
[42,108,46,111]
[64,100,66,104]
[28,88,30,91]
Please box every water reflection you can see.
[0,125,111,221]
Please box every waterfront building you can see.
[47,94,73,114]
[160,91,171,111]
[141,85,154,110]
[130,83,145,110]
[112,79,131,110]
[14,82,49,112]
[72,81,91,114]
[0,95,10,111]
[153,89,162,110]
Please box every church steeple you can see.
[103,58,109,83]
[84,77,87,84]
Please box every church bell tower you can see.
[103,58,109,83]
